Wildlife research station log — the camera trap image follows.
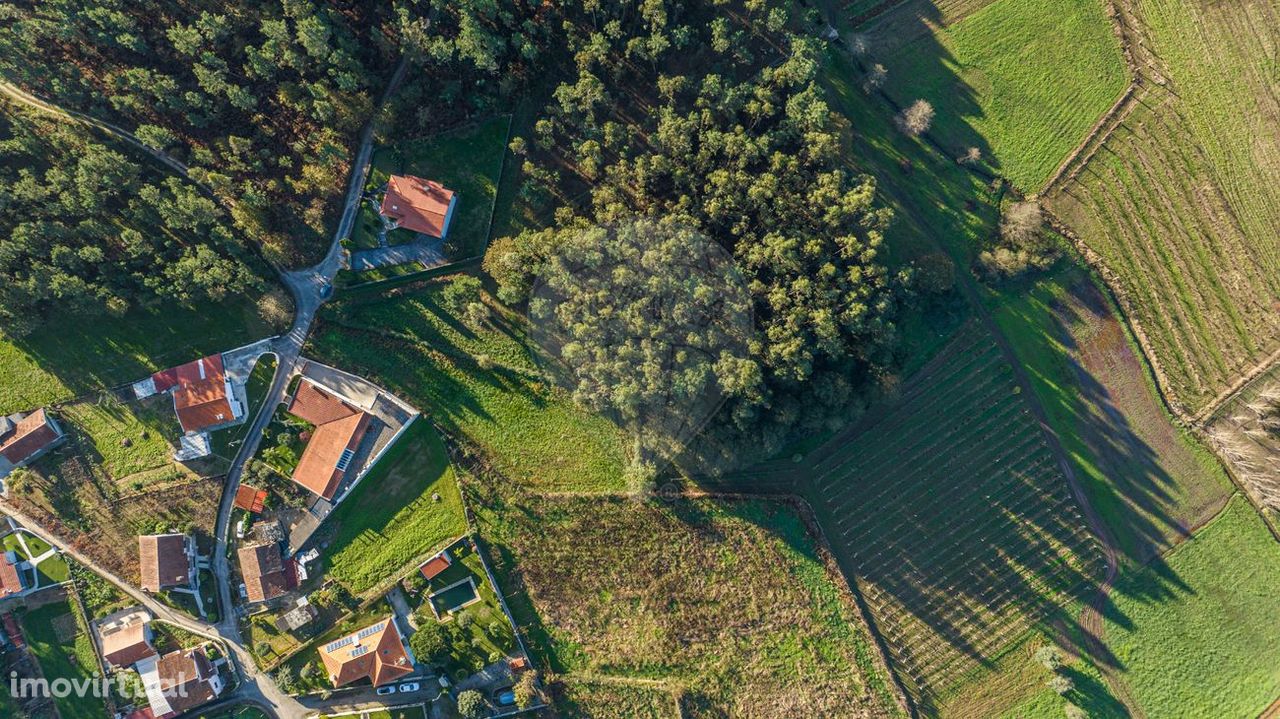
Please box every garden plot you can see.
[796,321,1106,708]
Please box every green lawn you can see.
[413,539,516,680]
[322,422,467,596]
[335,260,428,289]
[210,353,278,467]
[20,596,107,719]
[0,295,283,416]
[878,0,1127,189]
[366,115,511,259]
[59,394,180,481]
[1105,495,1280,718]
[307,278,628,492]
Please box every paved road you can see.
[1,53,413,719]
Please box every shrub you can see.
[410,621,450,665]
[442,275,483,313]
[978,201,1059,279]
[896,99,934,136]
[457,689,486,719]
[1048,673,1074,695]
[1034,645,1063,671]
[513,670,542,709]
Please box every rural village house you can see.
[287,379,371,500]
[318,616,413,688]
[237,541,292,604]
[0,550,28,597]
[145,354,244,434]
[137,646,224,718]
[0,408,66,479]
[100,617,157,669]
[378,174,458,239]
[138,533,195,593]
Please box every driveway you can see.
[349,238,447,272]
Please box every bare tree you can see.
[896,99,935,136]
[862,63,887,94]
[958,146,982,165]
[848,33,870,56]
[1000,201,1043,246]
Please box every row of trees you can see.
[481,1,912,469]
[0,106,264,334]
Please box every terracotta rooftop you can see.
[151,647,218,715]
[152,355,238,433]
[419,552,452,580]
[318,617,413,688]
[101,621,156,668]
[233,484,267,513]
[0,409,62,465]
[0,551,24,597]
[288,381,371,500]
[238,543,290,604]
[138,534,191,592]
[379,174,457,238]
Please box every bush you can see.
[442,275,483,313]
[1034,645,1063,671]
[896,99,935,136]
[978,201,1059,279]
[513,670,542,709]
[457,689,486,719]
[409,621,450,665]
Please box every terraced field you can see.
[791,322,1106,707]
[1048,0,1280,415]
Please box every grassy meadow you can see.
[551,677,679,719]
[307,278,628,492]
[320,422,467,596]
[1105,496,1280,717]
[868,0,1127,190]
[475,492,900,718]
[1047,0,1280,414]
[58,394,181,482]
[20,595,107,719]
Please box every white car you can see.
[398,682,420,693]
[375,685,396,696]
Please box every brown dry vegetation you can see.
[1047,0,1280,415]
[475,491,899,719]
[548,677,679,719]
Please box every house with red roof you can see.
[138,534,195,593]
[378,174,458,239]
[0,550,28,598]
[286,380,371,500]
[0,408,65,479]
[419,549,452,581]
[137,646,224,718]
[150,354,244,434]
[318,616,413,688]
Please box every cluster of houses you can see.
[96,609,226,718]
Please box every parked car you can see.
[398,681,420,693]
[495,687,516,707]
[376,685,397,696]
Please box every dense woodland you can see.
[0,104,265,335]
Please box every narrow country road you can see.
[0,53,412,719]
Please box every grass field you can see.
[319,422,467,596]
[0,295,284,416]
[306,278,628,492]
[20,595,106,719]
[1104,495,1280,717]
[1047,0,1280,414]
[989,265,1233,562]
[475,492,900,718]
[732,319,1107,709]
[58,394,181,482]
[360,116,511,259]
[551,677,678,719]
[867,0,1127,190]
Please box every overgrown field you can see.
[474,491,900,718]
[306,278,628,492]
[318,422,467,596]
[747,320,1105,707]
[1048,0,1280,414]
[20,594,107,719]
[991,266,1233,562]
[550,677,679,719]
[59,394,183,483]
[1105,495,1280,718]
[866,0,1127,189]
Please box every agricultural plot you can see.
[866,0,1127,190]
[1104,495,1280,718]
[474,492,901,718]
[306,278,628,492]
[1206,363,1280,511]
[1047,0,1280,415]
[992,267,1233,562]
[20,594,108,719]
[790,320,1105,707]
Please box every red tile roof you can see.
[233,485,267,513]
[154,647,218,715]
[288,381,370,500]
[318,617,413,688]
[379,175,456,238]
[419,552,451,580]
[238,543,290,603]
[153,355,237,433]
[101,622,156,668]
[0,409,62,465]
[0,552,24,597]
[138,534,191,592]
